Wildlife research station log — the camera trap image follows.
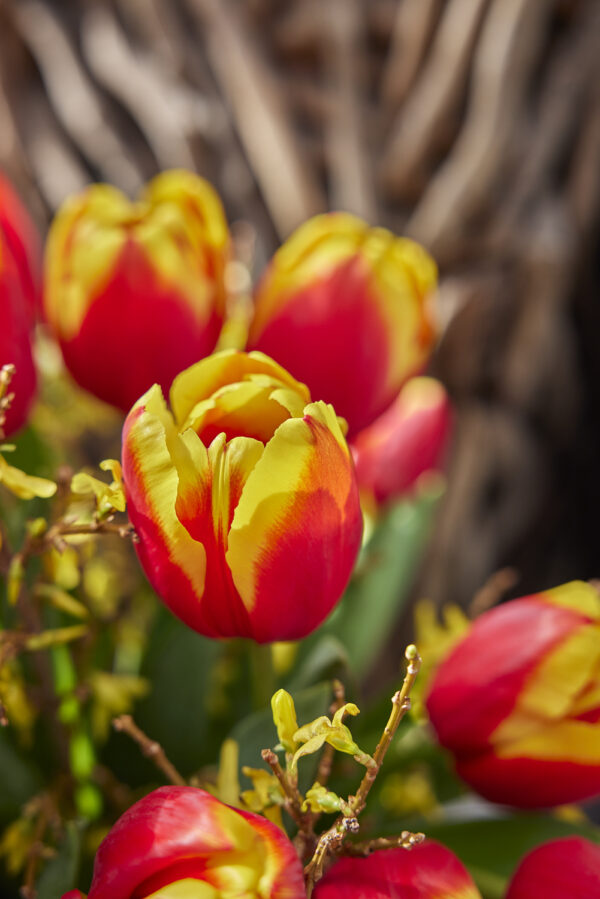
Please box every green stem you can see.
[249,641,275,711]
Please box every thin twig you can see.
[113,715,186,786]
[343,832,426,856]
[304,648,421,896]
[349,645,421,817]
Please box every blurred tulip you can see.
[351,376,451,504]
[0,256,37,437]
[313,841,481,898]
[44,170,230,412]
[0,172,42,322]
[122,350,362,643]
[506,837,600,898]
[63,785,305,899]
[426,581,600,807]
[248,213,437,437]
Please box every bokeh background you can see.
[1,0,599,645]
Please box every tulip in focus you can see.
[122,350,363,643]
[0,172,42,321]
[312,841,481,899]
[426,580,600,807]
[506,837,600,898]
[248,213,437,437]
[44,170,230,412]
[351,376,451,504]
[62,785,305,899]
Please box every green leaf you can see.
[35,822,81,899]
[132,608,225,777]
[0,730,42,824]
[319,486,442,678]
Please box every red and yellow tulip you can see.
[312,841,481,899]
[0,172,42,323]
[248,213,437,437]
[62,786,305,899]
[351,376,451,504]
[426,581,600,807]
[505,837,600,898]
[0,246,37,438]
[44,170,230,412]
[122,350,363,643]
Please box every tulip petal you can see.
[122,386,210,629]
[313,841,481,899]
[86,787,304,899]
[171,350,309,430]
[146,880,217,898]
[226,401,362,642]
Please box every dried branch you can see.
[407,0,554,262]
[11,0,142,195]
[321,0,375,220]
[185,0,325,237]
[381,0,490,199]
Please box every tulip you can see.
[0,172,42,322]
[351,376,451,504]
[312,841,481,899]
[506,837,600,899]
[0,248,37,437]
[44,170,230,412]
[426,580,600,808]
[63,785,305,899]
[247,213,437,437]
[122,350,363,643]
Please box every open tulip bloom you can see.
[122,350,363,643]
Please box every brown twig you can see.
[350,646,421,817]
[261,748,306,827]
[343,832,426,856]
[469,566,519,617]
[112,714,186,786]
[304,647,421,896]
[20,794,56,899]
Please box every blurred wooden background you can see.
[1,0,599,613]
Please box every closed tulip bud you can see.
[248,213,437,437]
[426,581,600,808]
[122,350,363,643]
[506,837,600,899]
[44,170,230,412]
[313,841,481,899]
[63,786,305,899]
[0,173,42,322]
[351,376,451,504]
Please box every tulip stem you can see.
[113,715,186,786]
[249,642,275,711]
[349,644,421,817]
